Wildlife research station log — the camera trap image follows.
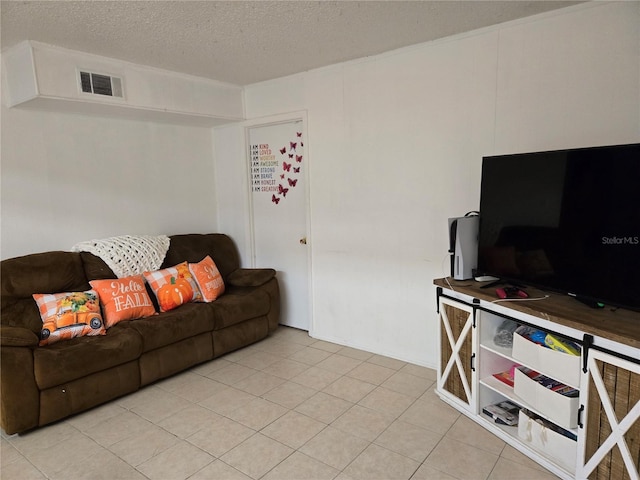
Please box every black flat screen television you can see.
[476,142,640,311]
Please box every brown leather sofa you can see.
[0,234,280,435]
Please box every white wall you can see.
[212,122,253,263]
[1,104,218,259]
[214,2,640,368]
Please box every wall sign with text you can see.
[249,121,304,206]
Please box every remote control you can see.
[475,275,499,282]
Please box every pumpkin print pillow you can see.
[32,290,106,346]
[143,262,201,312]
[90,275,156,327]
[188,256,225,302]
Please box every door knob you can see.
[299,237,307,245]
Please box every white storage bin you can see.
[514,367,580,429]
[518,410,576,473]
[512,328,581,387]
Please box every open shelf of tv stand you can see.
[436,278,640,351]
[434,278,640,480]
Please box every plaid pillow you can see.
[32,290,106,346]
[143,262,200,312]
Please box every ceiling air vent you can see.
[79,71,123,98]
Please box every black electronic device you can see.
[475,143,640,311]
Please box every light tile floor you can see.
[1,327,560,480]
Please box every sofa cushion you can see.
[90,276,157,327]
[209,288,270,329]
[163,234,240,280]
[33,324,143,390]
[126,302,215,352]
[1,252,90,335]
[33,290,106,346]
[189,256,225,302]
[79,252,117,280]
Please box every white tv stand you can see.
[434,278,640,480]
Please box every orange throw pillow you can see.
[143,262,200,312]
[32,290,106,346]
[90,275,156,327]
[189,256,225,302]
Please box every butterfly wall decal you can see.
[261,131,304,206]
[278,184,289,197]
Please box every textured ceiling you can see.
[1,1,582,86]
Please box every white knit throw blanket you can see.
[71,235,170,278]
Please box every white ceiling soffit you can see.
[1,1,583,86]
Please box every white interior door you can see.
[247,116,311,331]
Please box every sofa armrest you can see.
[0,325,39,347]
[227,268,276,287]
[1,341,40,434]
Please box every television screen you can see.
[476,143,640,311]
